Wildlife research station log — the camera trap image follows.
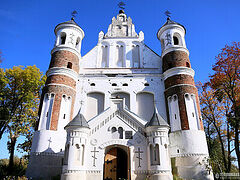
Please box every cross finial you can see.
[118,1,126,10]
[71,10,78,20]
[165,10,171,19]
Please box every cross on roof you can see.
[165,10,171,18]
[118,1,126,10]
[71,10,78,20]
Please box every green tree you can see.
[0,65,46,172]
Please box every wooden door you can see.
[104,148,117,180]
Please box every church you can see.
[26,10,214,180]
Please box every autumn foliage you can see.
[198,42,240,174]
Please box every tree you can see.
[0,65,46,171]
[209,42,240,172]
[198,82,235,173]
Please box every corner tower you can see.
[27,18,85,179]
[157,17,213,179]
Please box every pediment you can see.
[88,108,146,137]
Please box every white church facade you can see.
[27,10,213,180]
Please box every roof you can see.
[54,18,81,33]
[65,109,89,129]
[162,17,186,33]
[145,110,169,127]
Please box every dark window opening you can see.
[173,36,179,45]
[168,62,173,69]
[144,83,149,86]
[192,112,194,117]
[90,83,95,86]
[122,83,128,86]
[175,114,177,119]
[76,37,80,48]
[125,131,133,139]
[63,114,66,119]
[67,62,72,69]
[177,149,180,153]
[60,33,66,45]
[46,112,48,117]
[112,83,117,86]
[186,62,190,68]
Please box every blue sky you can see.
[0,0,240,158]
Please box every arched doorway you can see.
[103,146,129,180]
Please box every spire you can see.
[65,109,89,129]
[146,108,169,127]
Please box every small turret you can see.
[61,110,90,180]
[146,109,173,180]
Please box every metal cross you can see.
[165,33,172,46]
[135,147,143,168]
[48,137,52,148]
[165,10,171,18]
[91,147,99,167]
[118,1,126,10]
[79,100,84,111]
[71,10,78,19]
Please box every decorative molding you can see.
[165,84,197,92]
[47,67,79,81]
[171,153,208,157]
[99,139,133,149]
[30,152,64,156]
[55,24,84,37]
[47,83,76,92]
[162,46,189,57]
[148,170,171,174]
[86,170,101,174]
[133,170,171,174]
[163,67,195,80]
[51,46,81,60]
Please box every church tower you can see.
[27,18,85,178]
[157,17,213,179]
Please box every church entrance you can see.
[103,146,129,180]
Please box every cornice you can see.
[163,67,195,80]
[47,67,79,81]
[51,46,81,60]
[162,46,189,57]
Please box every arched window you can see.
[112,83,117,86]
[76,144,81,161]
[144,83,149,86]
[101,45,109,68]
[132,45,140,68]
[116,44,124,67]
[76,37,80,49]
[186,62,190,68]
[86,92,105,120]
[118,127,123,139]
[150,144,153,165]
[136,92,154,121]
[122,83,128,86]
[67,62,72,69]
[173,36,179,45]
[168,95,181,131]
[64,144,70,165]
[82,145,85,165]
[90,83,95,86]
[60,32,66,45]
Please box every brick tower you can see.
[157,17,213,179]
[26,18,85,179]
